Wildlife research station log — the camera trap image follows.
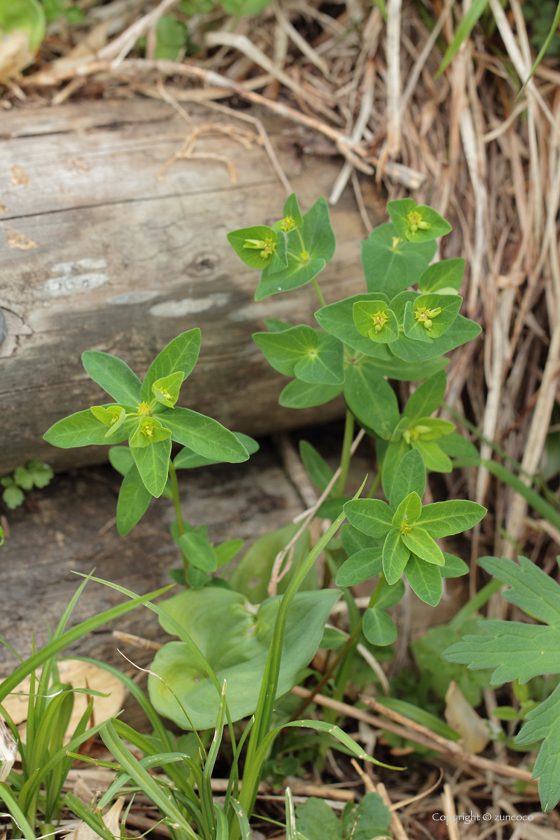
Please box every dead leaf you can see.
[2,659,125,744]
[10,165,29,186]
[66,796,124,840]
[4,226,38,249]
[0,718,17,783]
[444,681,490,754]
[0,31,34,83]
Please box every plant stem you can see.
[312,277,326,307]
[336,410,354,497]
[292,574,387,719]
[168,461,189,583]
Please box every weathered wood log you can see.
[0,99,383,474]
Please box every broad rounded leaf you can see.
[336,547,383,587]
[363,608,397,646]
[116,463,152,535]
[405,553,443,606]
[82,351,142,405]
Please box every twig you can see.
[97,0,182,65]
[441,784,460,840]
[273,2,330,78]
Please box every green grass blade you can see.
[436,0,489,77]
[0,783,37,840]
[519,1,560,94]
[65,792,115,840]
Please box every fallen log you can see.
[0,98,382,473]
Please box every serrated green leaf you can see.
[141,329,201,401]
[2,485,24,509]
[516,684,560,811]
[363,608,397,646]
[344,499,393,538]
[82,351,142,405]
[388,199,452,243]
[361,222,436,297]
[404,370,447,421]
[343,362,399,440]
[160,407,249,463]
[390,449,426,510]
[335,547,383,586]
[418,500,486,537]
[13,466,33,491]
[255,198,335,299]
[341,792,391,840]
[130,436,172,497]
[418,258,465,294]
[116,463,152,535]
[154,14,187,60]
[44,409,131,448]
[315,294,392,359]
[279,379,343,408]
[402,527,444,566]
[479,555,560,629]
[27,459,53,488]
[405,554,442,606]
[382,530,410,584]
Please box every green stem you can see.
[168,461,189,583]
[292,574,387,720]
[336,410,354,497]
[312,277,327,307]
[286,250,304,263]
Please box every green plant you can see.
[1,461,53,511]
[295,793,392,840]
[443,555,560,811]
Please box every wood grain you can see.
[0,99,382,473]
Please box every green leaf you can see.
[402,527,444,566]
[215,538,244,567]
[376,578,405,610]
[13,466,33,490]
[355,353,448,382]
[173,431,258,469]
[382,529,411,584]
[315,294,392,360]
[254,326,344,384]
[0,0,45,51]
[388,199,452,243]
[227,225,280,269]
[341,523,376,555]
[411,439,452,472]
[130,436,172,497]
[299,440,334,493]
[108,446,135,476]
[389,315,481,362]
[154,14,188,60]
[418,259,465,294]
[44,409,130,448]
[405,554,443,606]
[141,329,201,401]
[343,362,400,440]
[82,351,142,405]
[381,437,410,501]
[279,380,343,408]
[296,797,342,840]
[361,222,436,297]
[438,432,479,459]
[391,491,421,530]
[321,628,347,650]
[353,301,399,343]
[478,555,560,629]
[148,588,340,728]
[335,547,383,586]
[441,552,469,578]
[437,0,489,77]
[418,500,486,537]
[363,608,397,646]
[255,198,335,300]
[282,193,304,230]
[317,496,350,519]
[405,370,447,421]
[26,459,54,488]
[116,463,152,535]
[160,407,249,463]
[177,530,217,572]
[220,0,271,16]
[376,696,460,741]
[2,485,24,509]
[264,318,293,332]
[516,684,560,811]
[519,0,560,94]
[152,371,184,408]
[403,294,462,342]
[410,417,455,441]
[229,523,316,603]
[390,449,426,510]
[129,417,171,447]
[341,792,391,840]
[344,499,393,538]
